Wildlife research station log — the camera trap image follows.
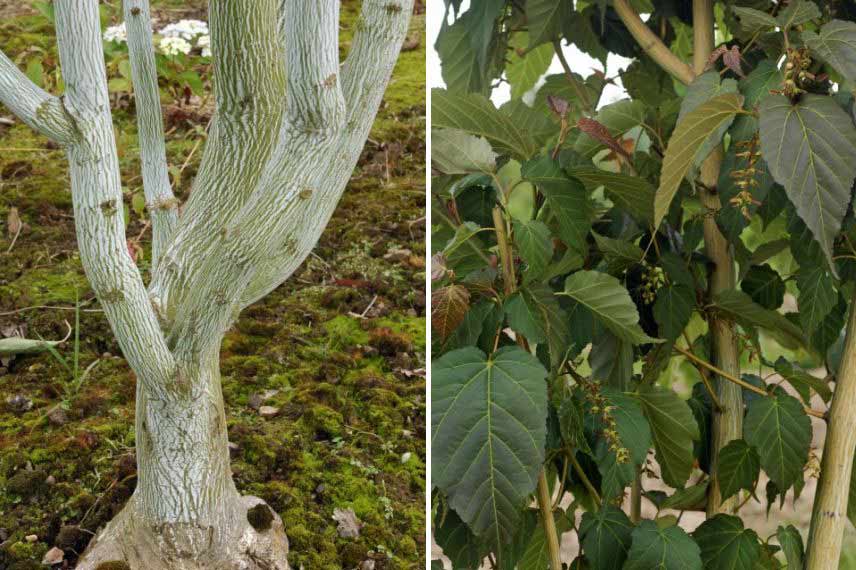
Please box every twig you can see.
[674,345,826,419]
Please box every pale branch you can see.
[0,50,77,145]
[613,0,695,85]
[168,0,415,356]
[54,0,175,394]
[238,0,417,308]
[123,0,178,271]
[147,0,286,321]
[806,290,856,569]
[283,0,345,132]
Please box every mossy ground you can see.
[0,2,425,569]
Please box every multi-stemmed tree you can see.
[0,0,412,568]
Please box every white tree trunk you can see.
[0,0,413,567]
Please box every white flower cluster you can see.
[159,36,193,56]
[103,18,211,58]
[160,19,209,40]
[103,23,127,43]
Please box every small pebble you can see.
[258,405,280,418]
[42,546,64,565]
[25,534,37,542]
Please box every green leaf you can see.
[653,284,695,342]
[654,93,744,229]
[507,33,554,99]
[526,0,568,47]
[595,439,635,500]
[559,395,591,454]
[716,439,761,503]
[759,95,856,273]
[432,347,548,546]
[741,265,785,310]
[443,298,502,352]
[434,508,488,569]
[523,157,593,254]
[435,19,488,94]
[578,506,633,570]
[602,387,652,465]
[568,167,655,224]
[592,232,643,274]
[803,20,856,82]
[776,525,804,570]
[637,386,700,488]
[463,0,505,73]
[693,514,761,570]
[677,72,739,169]
[731,7,778,33]
[623,520,702,570]
[519,510,573,569]
[514,220,553,281]
[560,270,661,345]
[744,389,812,491]
[773,356,832,404]
[589,330,633,389]
[711,289,806,350]
[661,480,709,510]
[432,89,538,160]
[796,265,837,337]
[503,284,571,370]
[776,0,820,29]
[432,128,498,175]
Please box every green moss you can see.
[247,503,274,531]
[5,469,46,498]
[324,315,370,348]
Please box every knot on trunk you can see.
[247,503,274,531]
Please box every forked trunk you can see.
[76,354,290,570]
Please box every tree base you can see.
[75,494,289,570]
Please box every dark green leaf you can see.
[637,386,700,488]
[432,346,549,546]
[759,95,856,273]
[802,20,856,82]
[744,389,812,491]
[589,329,633,389]
[776,0,820,29]
[623,520,702,570]
[716,439,761,503]
[711,289,806,350]
[693,514,761,570]
[773,356,832,403]
[435,19,489,94]
[434,508,488,569]
[514,220,553,281]
[579,506,633,570]
[524,157,593,254]
[568,167,655,224]
[504,284,571,370]
[661,480,709,510]
[526,0,570,47]
[776,525,804,570]
[796,265,837,337]
[653,284,695,341]
[561,270,660,345]
[741,265,785,310]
